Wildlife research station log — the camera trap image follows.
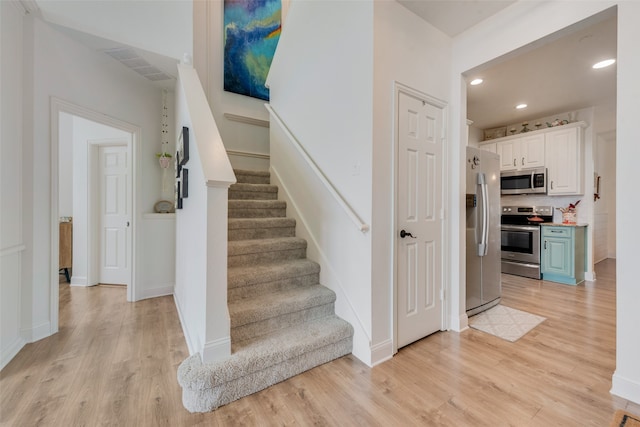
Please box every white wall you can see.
[36,0,192,62]
[266,0,375,364]
[193,0,271,171]
[0,0,26,369]
[451,0,639,404]
[612,0,640,405]
[173,64,235,362]
[372,0,451,358]
[15,15,176,359]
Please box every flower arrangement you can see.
[557,200,580,224]
[556,200,580,213]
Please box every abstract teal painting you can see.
[224,0,281,101]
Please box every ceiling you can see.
[398,1,617,133]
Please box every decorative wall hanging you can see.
[175,126,190,209]
[223,0,282,101]
[156,89,174,212]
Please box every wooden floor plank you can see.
[1,259,637,426]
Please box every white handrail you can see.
[265,104,370,233]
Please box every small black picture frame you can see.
[175,150,182,178]
[178,126,189,166]
[181,168,189,198]
[175,180,183,209]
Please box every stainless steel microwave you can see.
[500,167,547,195]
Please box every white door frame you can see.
[392,82,450,353]
[50,97,139,333]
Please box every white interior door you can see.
[397,90,444,348]
[99,145,131,285]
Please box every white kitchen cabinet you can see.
[545,125,584,195]
[496,133,545,171]
[479,141,497,153]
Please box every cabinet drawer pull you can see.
[513,158,516,166]
[522,157,525,165]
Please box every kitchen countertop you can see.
[542,223,587,227]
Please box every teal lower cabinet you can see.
[541,225,586,285]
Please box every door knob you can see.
[400,229,416,239]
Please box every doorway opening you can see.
[50,98,139,334]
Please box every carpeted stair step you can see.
[234,169,271,185]
[228,259,320,300]
[227,237,306,267]
[228,200,286,218]
[229,285,336,342]
[229,183,278,200]
[177,315,354,412]
[228,218,296,241]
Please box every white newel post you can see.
[201,183,232,363]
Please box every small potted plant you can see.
[557,200,580,224]
[157,151,172,169]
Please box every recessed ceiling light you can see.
[593,59,616,69]
[516,104,528,109]
[470,78,483,86]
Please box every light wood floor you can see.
[2,259,639,426]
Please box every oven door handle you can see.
[477,173,489,256]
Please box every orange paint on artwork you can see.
[266,25,281,39]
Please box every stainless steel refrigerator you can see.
[466,147,501,316]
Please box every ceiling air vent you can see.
[103,47,172,82]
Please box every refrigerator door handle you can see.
[477,173,489,256]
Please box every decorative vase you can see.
[562,211,577,224]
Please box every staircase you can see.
[177,169,354,412]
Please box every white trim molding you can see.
[1,336,26,370]
[226,149,270,160]
[612,371,640,404]
[224,113,270,128]
[0,244,26,257]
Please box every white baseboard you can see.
[585,271,596,281]
[21,320,52,343]
[137,284,174,301]
[370,339,394,367]
[450,313,469,332]
[611,371,640,405]
[173,291,196,357]
[1,336,26,370]
[202,336,232,364]
[70,276,87,286]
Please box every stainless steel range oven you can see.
[501,206,553,279]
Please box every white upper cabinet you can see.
[496,133,545,171]
[480,141,497,154]
[545,125,584,195]
[480,121,587,196]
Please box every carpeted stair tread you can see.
[230,183,278,193]
[228,259,320,289]
[234,169,270,185]
[228,200,287,218]
[229,284,335,328]
[229,183,279,200]
[228,237,306,257]
[228,217,296,240]
[177,315,353,396]
[228,217,295,230]
[228,200,286,209]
